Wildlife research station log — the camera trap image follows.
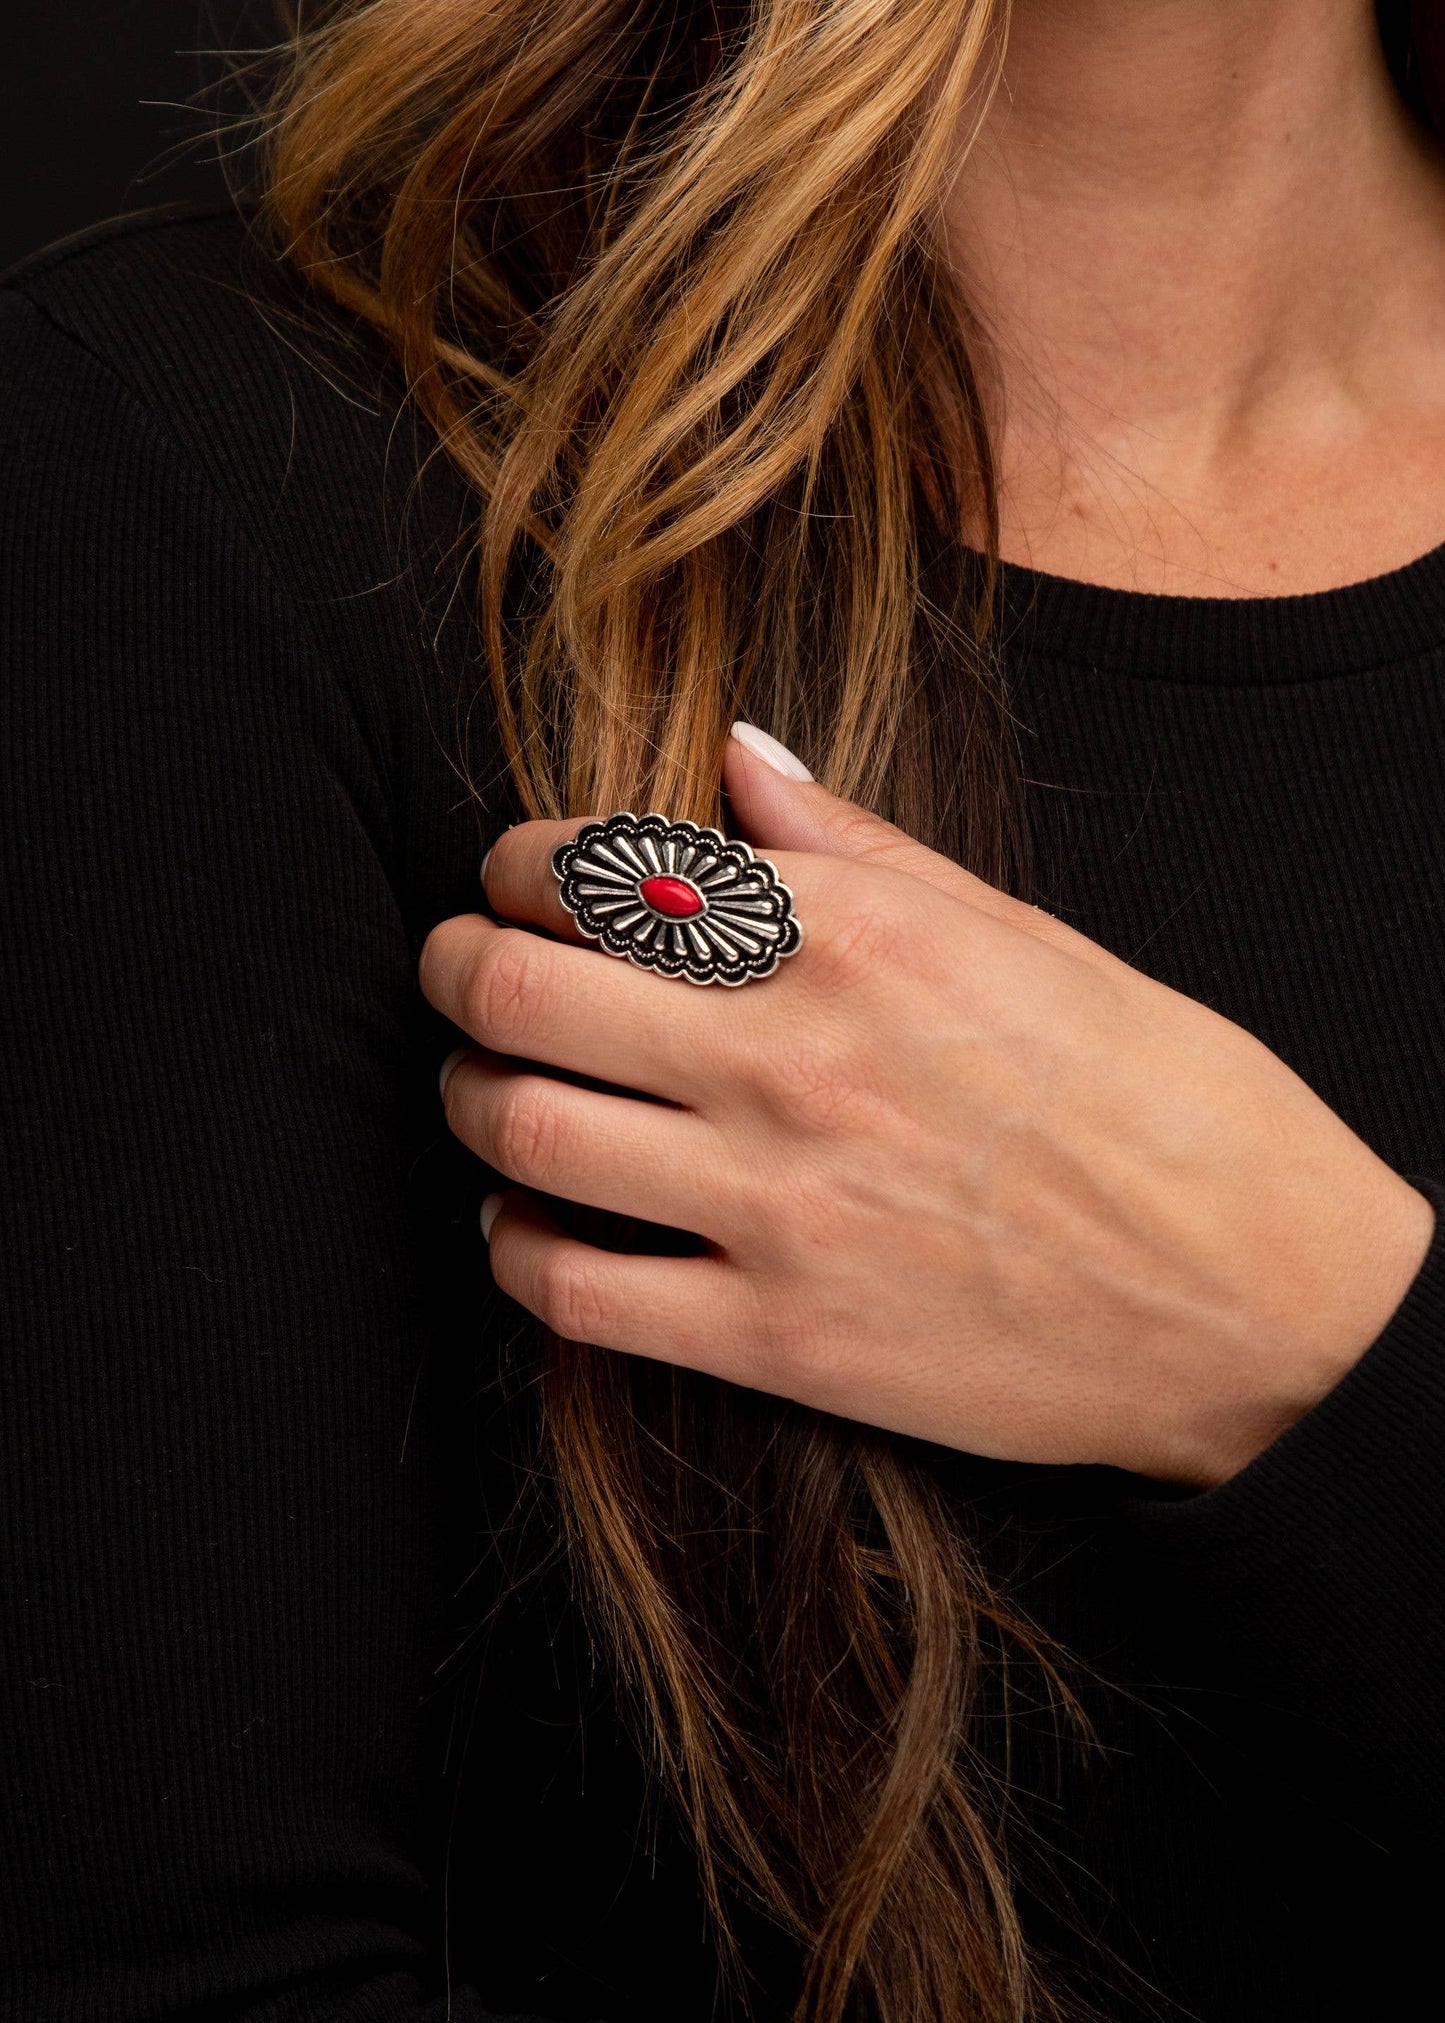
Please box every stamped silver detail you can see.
[551,812,803,986]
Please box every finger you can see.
[420,912,730,1103]
[723,721,1126,977]
[442,1047,739,1238]
[724,720,978,892]
[483,817,591,941]
[483,1185,748,1365]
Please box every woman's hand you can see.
[420,727,1435,1489]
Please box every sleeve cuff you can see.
[1115,1172,1445,1823]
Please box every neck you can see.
[942,0,1445,594]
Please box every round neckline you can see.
[993,538,1445,685]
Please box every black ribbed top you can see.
[998,538,1445,682]
[3,210,1443,2023]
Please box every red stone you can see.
[639,875,704,919]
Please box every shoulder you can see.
[5,204,292,349]
[4,204,399,443]
[1,207,484,804]
[2,205,446,579]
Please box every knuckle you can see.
[992,889,1076,951]
[466,929,543,1049]
[828,804,904,867]
[808,882,903,988]
[489,1078,563,1187]
[534,1250,612,1345]
[753,1022,872,1132]
[741,1296,846,1407]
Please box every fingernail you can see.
[479,844,494,885]
[438,1046,469,1100]
[729,720,813,782]
[480,1191,503,1241]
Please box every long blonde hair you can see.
[262,4,1080,2018]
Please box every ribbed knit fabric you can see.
[3,209,1442,2023]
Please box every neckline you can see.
[992,538,1445,685]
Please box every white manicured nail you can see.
[728,720,813,782]
[438,1046,469,1100]
[480,1192,503,1241]
[479,844,493,885]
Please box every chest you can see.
[1012,652,1445,1175]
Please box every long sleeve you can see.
[1120,1169,1445,1839]
[0,289,574,2021]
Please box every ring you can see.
[551,812,803,986]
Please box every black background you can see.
[4,2,262,275]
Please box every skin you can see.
[952,0,1445,594]
[421,0,1443,1488]
[423,731,1433,1490]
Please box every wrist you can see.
[1184,1167,1437,1490]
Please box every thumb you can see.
[722,720,1118,968]
[724,721,956,884]
[725,720,993,906]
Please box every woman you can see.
[3,1,1442,2018]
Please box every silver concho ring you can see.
[551,812,803,986]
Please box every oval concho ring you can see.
[552,812,803,986]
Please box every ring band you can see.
[551,812,803,986]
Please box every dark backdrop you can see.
[4,2,260,274]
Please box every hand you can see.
[419,726,1435,1488]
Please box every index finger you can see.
[419,911,727,1104]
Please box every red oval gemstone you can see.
[639,875,704,919]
